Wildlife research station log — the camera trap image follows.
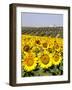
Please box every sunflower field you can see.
[21,28,63,77]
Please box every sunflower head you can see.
[32,46,41,56]
[53,40,60,51]
[24,54,34,66]
[52,52,62,65]
[35,40,41,45]
[42,42,48,48]
[40,54,50,65]
[53,38,63,52]
[38,50,52,69]
[22,52,37,72]
[34,36,41,46]
[23,45,30,52]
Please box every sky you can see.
[21,13,63,27]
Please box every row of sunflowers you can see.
[21,35,63,77]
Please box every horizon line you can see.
[22,26,63,28]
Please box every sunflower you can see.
[47,47,54,56]
[21,35,34,53]
[22,52,38,72]
[38,50,52,69]
[53,38,63,52]
[32,46,41,56]
[40,37,48,49]
[34,36,41,46]
[41,41,48,50]
[52,52,62,65]
[21,35,30,52]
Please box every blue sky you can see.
[21,13,63,27]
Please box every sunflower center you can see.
[41,54,50,65]
[27,59,34,66]
[23,45,30,52]
[43,43,47,48]
[54,54,59,62]
[24,54,34,66]
[35,40,40,45]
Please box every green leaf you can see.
[59,66,63,70]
